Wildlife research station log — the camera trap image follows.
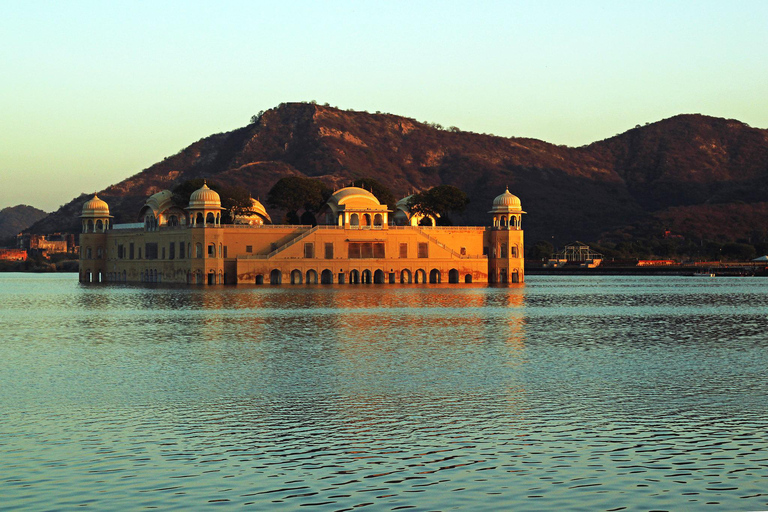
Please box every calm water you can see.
[1,273,767,511]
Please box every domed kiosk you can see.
[325,187,389,227]
[187,182,223,227]
[80,194,112,233]
[489,188,525,230]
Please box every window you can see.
[208,244,215,257]
[138,248,142,259]
[304,243,315,258]
[348,242,385,259]
[169,243,175,260]
[223,246,227,258]
[195,243,203,258]
[325,243,334,259]
[129,243,135,260]
[460,247,467,256]
[245,245,253,253]
[118,244,124,259]
[399,243,407,258]
[162,247,166,260]
[501,243,507,258]
[145,243,158,260]
[179,243,185,259]
[511,246,518,257]
[418,242,428,258]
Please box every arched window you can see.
[363,214,371,226]
[96,220,103,232]
[196,212,204,226]
[464,274,473,283]
[500,217,507,228]
[350,213,359,226]
[373,213,383,227]
[87,220,94,233]
[206,212,215,225]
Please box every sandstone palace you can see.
[78,185,525,285]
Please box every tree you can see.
[408,185,469,224]
[171,179,254,224]
[266,176,332,224]
[527,241,554,260]
[349,178,396,208]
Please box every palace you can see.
[78,185,525,285]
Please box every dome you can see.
[188,182,222,209]
[234,198,272,225]
[328,187,381,208]
[81,194,111,217]
[250,198,271,222]
[145,189,173,213]
[489,188,525,213]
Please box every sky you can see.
[1,0,767,212]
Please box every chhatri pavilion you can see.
[79,185,525,285]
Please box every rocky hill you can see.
[26,103,768,247]
[0,205,48,242]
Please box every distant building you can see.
[0,249,27,262]
[78,185,526,285]
[17,233,76,255]
[547,241,603,268]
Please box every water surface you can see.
[1,274,766,510]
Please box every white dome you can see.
[81,194,111,217]
[489,188,524,213]
[188,182,222,209]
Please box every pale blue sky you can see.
[1,0,766,211]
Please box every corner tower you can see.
[488,188,525,283]
[79,194,112,283]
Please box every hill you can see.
[0,205,48,243]
[25,103,768,250]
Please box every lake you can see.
[1,273,766,511]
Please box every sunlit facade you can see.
[79,185,525,285]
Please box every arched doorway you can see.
[361,269,372,284]
[290,269,303,284]
[349,269,360,284]
[511,269,520,283]
[270,269,282,285]
[414,269,426,283]
[373,269,385,284]
[464,274,473,283]
[429,269,441,284]
[321,269,333,284]
[400,269,412,284]
[448,269,459,283]
[306,269,318,284]
[255,274,264,285]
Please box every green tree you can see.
[721,242,756,261]
[408,185,469,224]
[349,178,397,208]
[267,176,332,224]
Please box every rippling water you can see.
[1,273,767,510]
